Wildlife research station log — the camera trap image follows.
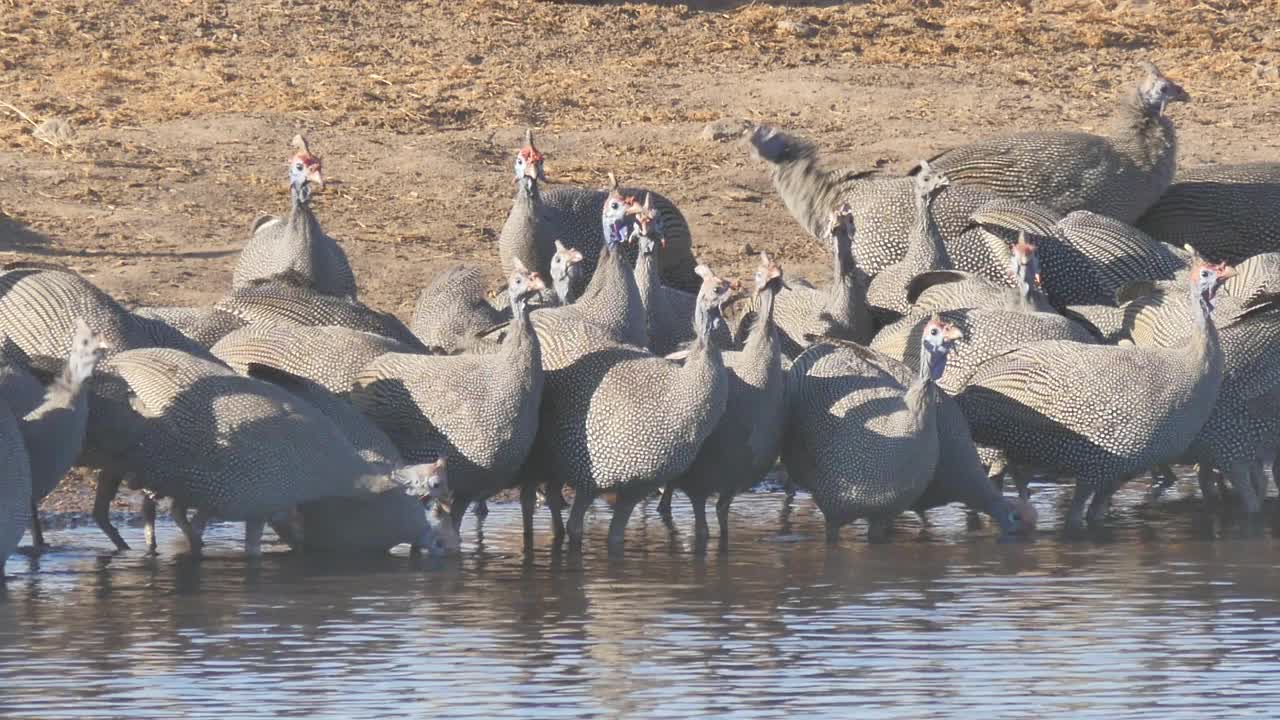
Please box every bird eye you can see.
[515,156,524,165]
[929,328,939,336]
[610,202,620,210]
[294,162,304,171]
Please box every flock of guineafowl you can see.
[3,59,1280,572]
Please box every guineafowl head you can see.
[1187,250,1234,313]
[1008,232,1042,295]
[920,315,962,382]
[826,203,856,275]
[394,457,450,504]
[513,128,546,195]
[288,135,324,194]
[507,257,547,308]
[693,264,736,337]
[753,252,784,295]
[550,240,584,300]
[66,318,109,386]
[1136,61,1190,115]
[912,160,950,201]
[747,124,793,163]
[601,173,638,249]
[631,193,664,256]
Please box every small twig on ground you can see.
[0,99,40,128]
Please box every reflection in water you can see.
[3,479,1280,718]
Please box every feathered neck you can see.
[763,136,858,242]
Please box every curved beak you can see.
[942,325,964,343]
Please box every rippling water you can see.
[3,478,1280,719]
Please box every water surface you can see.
[3,479,1280,719]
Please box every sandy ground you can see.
[2,0,1278,514]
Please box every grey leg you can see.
[172,500,203,556]
[867,517,891,543]
[1250,459,1268,502]
[1064,478,1094,534]
[606,490,642,548]
[715,492,733,542]
[244,518,265,557]
[691,495,710,541]
[824,517,841,544]
[1012,469,1033,501]
[1147,464,1178,500]
[1086,480,1115,526]
[449,493,471,533]
[567,490,591,547]
[1225,464,1261,514]
[1197,465,1222,503]
[520,483,538,543]
[142,495,158,555]
[656,481,675,517]
[93,470,130,551]
[29,497,45,550]
[473,499,490,520]
[548,481,567,540]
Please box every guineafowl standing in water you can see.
[534,265,732,548]
[958,255,1230,532]
[352,262,548,532]
[21,320,108,549]
[658,251,787,542]
[913,61,1190,223]
[84,348,447,556]
[0,398,31,578]
[783,316,961,543]
[234,135,358,298]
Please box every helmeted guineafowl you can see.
[735,205,874,359]
[907,233,1054,314]
[526,265,733,548]
[783,316,960,542]
[957,256,1229,532]
[970,201,1188,309]
[211,324,414,398]
[1137,163,1280,264]
[21,319,107,549]
[804,331,1029,537]
[83,348,442,555]
[410,264,508,354]
[187,272,424,350]
[498,129,699,292]
[913,61,1190,223]
[748,126,1025,283]
[866,160,953,323]
[233,135,357,298]
[0,262,208,361]
[352,263,547,532]
[630,193,734,355]
[0,397,32,577]
[658,251,787,541]
[242,363,457,555]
